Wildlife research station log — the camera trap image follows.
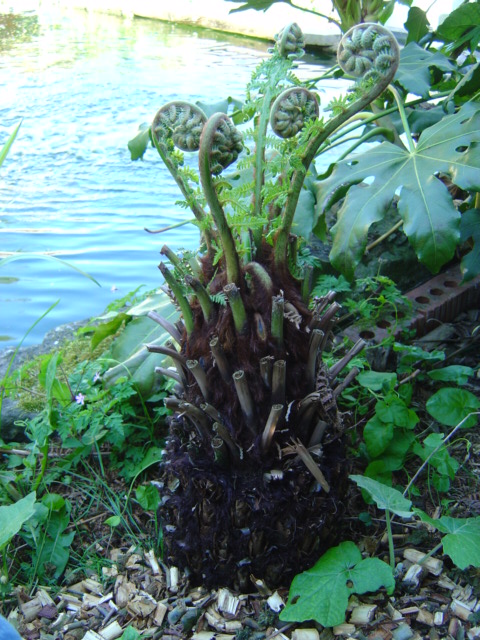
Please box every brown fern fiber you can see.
[157,245,347,589]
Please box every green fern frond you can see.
[209,291,227,306]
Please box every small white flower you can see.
[75,393,86,406]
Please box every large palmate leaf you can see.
[317,102,480,279]
[395,43,454,97]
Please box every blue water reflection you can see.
[0,8,334,347]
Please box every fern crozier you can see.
[270,87,319,139]
[337,23,399,82]
[152,101,207,151]
[274,22,305,59]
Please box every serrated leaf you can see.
[416,511,480,569]
[426,387,480,428]
[350,475,413,518]
[280,541,394,627]
[395,43,454,96]
[0,492,36,549]
[318,102,480,278]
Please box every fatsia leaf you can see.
[317,102,480,279]
[416,511,480,569]
[280,541,394,627]
[350,475,413,518]
[395,43,454,97]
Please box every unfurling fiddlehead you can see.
[202,113,243,175]
[337,23,400,81]
[152,101,207,151]
[151,101,212,251]
[270,87,319,139]
[274,22,305,59]
[273,22,400,270]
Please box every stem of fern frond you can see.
[273,64,400,270]
[151,133,214,254]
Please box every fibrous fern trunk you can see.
[141,22,400,590]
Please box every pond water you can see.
[0,8,336,348]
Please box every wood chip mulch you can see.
[4,542,480,640]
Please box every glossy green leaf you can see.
[105,515,121,528]
[364,415,394,458]
[426,387,480,428]
[128,125,151,161]
[35,530,75,578]
[291,188,317,238]
[356,371,397,392]
[91,313,129,350]
[41,494,66,512]
[379,430,416,471]
[376,397,419,429]
[103,295,178,397]
[437,3,480,43]
[428,365,475,385]
[280,541,394,627]
[413,433,459,480]
[318,103,480,278]
[350,475,413,518]
[136,484,160,511]
[404,7,429,44]
[416,511,480,569]
[395,43,454,97]
[0,492,36,549]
